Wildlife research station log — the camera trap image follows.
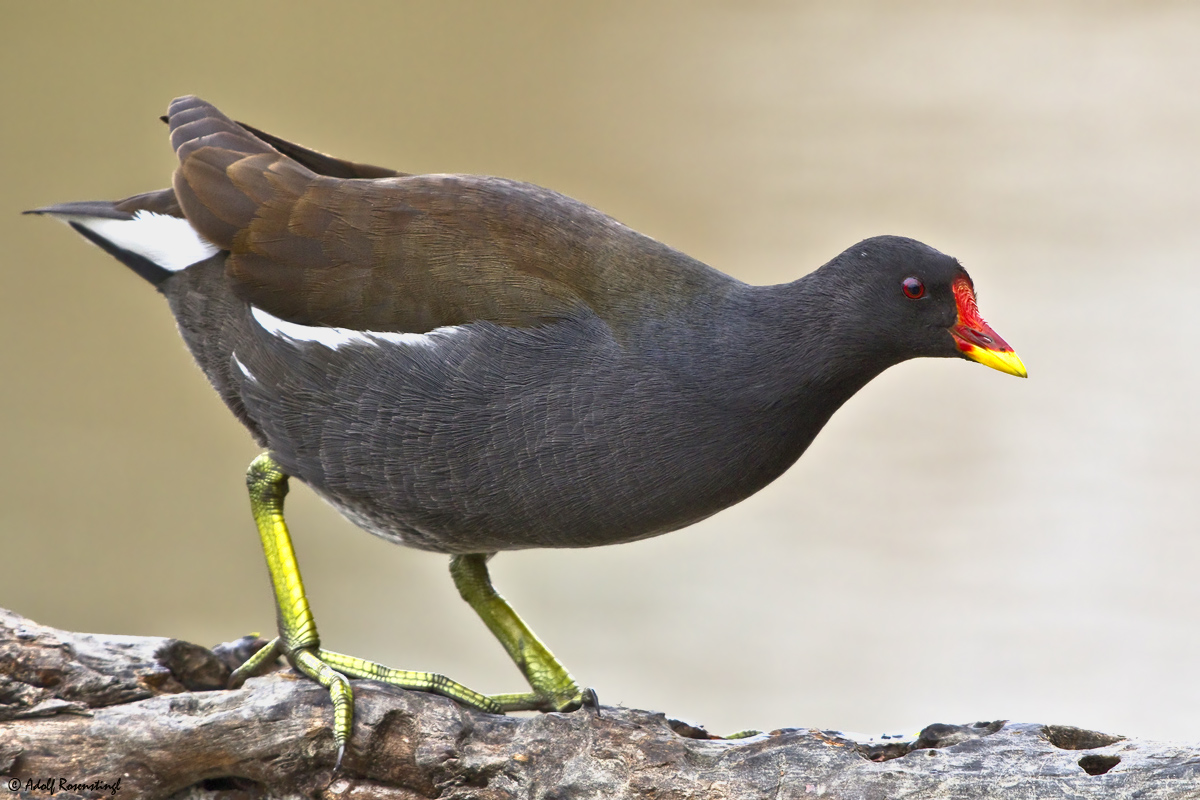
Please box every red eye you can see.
[902,277,925,299]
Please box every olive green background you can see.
[3,2,1198,740]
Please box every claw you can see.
[228,637,281,690]
[581,687,601,717]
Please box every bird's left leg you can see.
[450,553,589,712]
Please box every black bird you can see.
[28,96,1026,766]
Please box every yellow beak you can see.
[956,341,1028,378]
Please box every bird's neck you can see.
[620,277,899,507]
[710,278,897,416]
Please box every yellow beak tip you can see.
[963,346,1027,378]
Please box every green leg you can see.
[233,454,501,768]
[450,553,584,712]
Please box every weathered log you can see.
[1,607,1196,799]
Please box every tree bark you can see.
[1,607,1196,799]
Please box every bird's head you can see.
[822,236,1026,378]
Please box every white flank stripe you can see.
[250,306,461,350]
[230,353,258,382]
[63,210,219,271]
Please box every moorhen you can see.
[27,96,1026,765]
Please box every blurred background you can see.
[3,2,1198,742]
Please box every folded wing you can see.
[167,95,621,334]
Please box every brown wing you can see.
[167,95,687,334]
[234,121,408,180]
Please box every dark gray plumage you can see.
[163,238,961,553]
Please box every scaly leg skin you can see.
[450,553,591,713]
[232,453,501,769]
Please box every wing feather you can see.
[166,95,727,335]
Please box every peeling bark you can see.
[1,607,1196,799]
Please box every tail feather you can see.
[25,192,219,285]
[24,200,132,221]
[115,188,184,218]
[27,95,405,287]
